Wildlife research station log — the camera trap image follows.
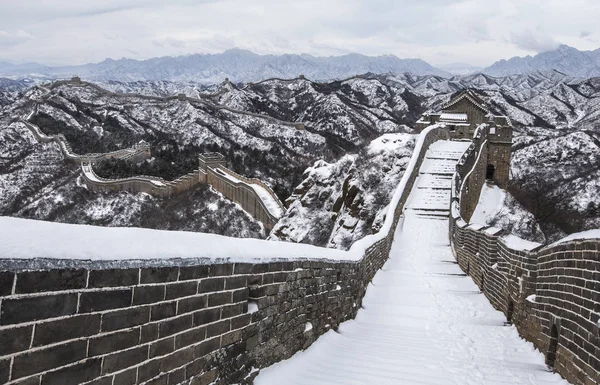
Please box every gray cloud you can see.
[0,0,598,67]
[510,30,561,53]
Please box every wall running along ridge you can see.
[21,120,151,165]
[450,124,600,385]
[0,124,454,385]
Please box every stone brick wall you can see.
[0,125,450,385]
[450,126,600,385]
[81,164,200,199]
[203,167,285,231]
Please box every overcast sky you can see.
[0,0,599,67]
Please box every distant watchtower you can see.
[70,76,82,85]
[198,153,226,183]
[415,90,513,188]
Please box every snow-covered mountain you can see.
[1,70,598,246]
[483,45,600,77]
[0,49,451,83]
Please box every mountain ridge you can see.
[483,44,600,77]
[0,49,451,83]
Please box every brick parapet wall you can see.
[80,164,200,199]
[21,120,151,166]
[450,126,600,385]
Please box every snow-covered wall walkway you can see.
[450,124,600,385]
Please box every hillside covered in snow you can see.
[1,70,599,246]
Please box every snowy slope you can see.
[269,134,415,250]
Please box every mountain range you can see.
[4,45,600,82]
[1,70,599,247]
[484,44,600,77]
[0,49,450,83]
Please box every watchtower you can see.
[415,90,513,188]
[198,153,227,183]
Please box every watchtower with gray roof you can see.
[416,90,513,188]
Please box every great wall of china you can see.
[21,79,287,229]
[0,85,598,385]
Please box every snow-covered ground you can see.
[256,141,566,385]
[471,182,544,243]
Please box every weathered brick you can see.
[101,306,150,332]
[159,314,193,338]
[150,336,175,358]
[79,289,132,313]
[221,329,242,347]
[0,324,32,356]
[88,268,139,288]
[34,314,100,346]
[206,319,230,338]
[233,263,253,274]
[209,264,233,277]
[140,267,179,284]
[194,337,220,358]
[221,303,244,319]
[15,269,86,294]
[175,326,206,349]
[208,291,231,307]
[184,357,208,379]
[133,285,165,305]
[113,367,137,385]
[0,271,14,296]
[138,359,160,382]
[165,281,197,300]
[12,340,87,379]
[193,308,220,326]
[101,345,148,374]
[225,276,247,290]
[190,369,216,385]
[88,328,140,356]
[0,358,9,384]
[41,358,101,385]
[232,288,249,303]
[179,266,209,281]
[168,368,186,385]
[161,346,194,372]
[231,314,252,330]
[178,295,207,315]
[151,301,177,321]
[141,323,159,343]
[1,293,78,325]
[198,278,224,293]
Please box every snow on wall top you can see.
[551,229,600,245]
[0,216,352,267]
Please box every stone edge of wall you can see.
[449,125,600,385]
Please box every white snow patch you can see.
[247,301,259,314]
[501,234,542,251]
[304,322,313,332]
[526,294,537,303]
[471,183,506,226]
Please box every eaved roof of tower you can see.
[443,90,489,114]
